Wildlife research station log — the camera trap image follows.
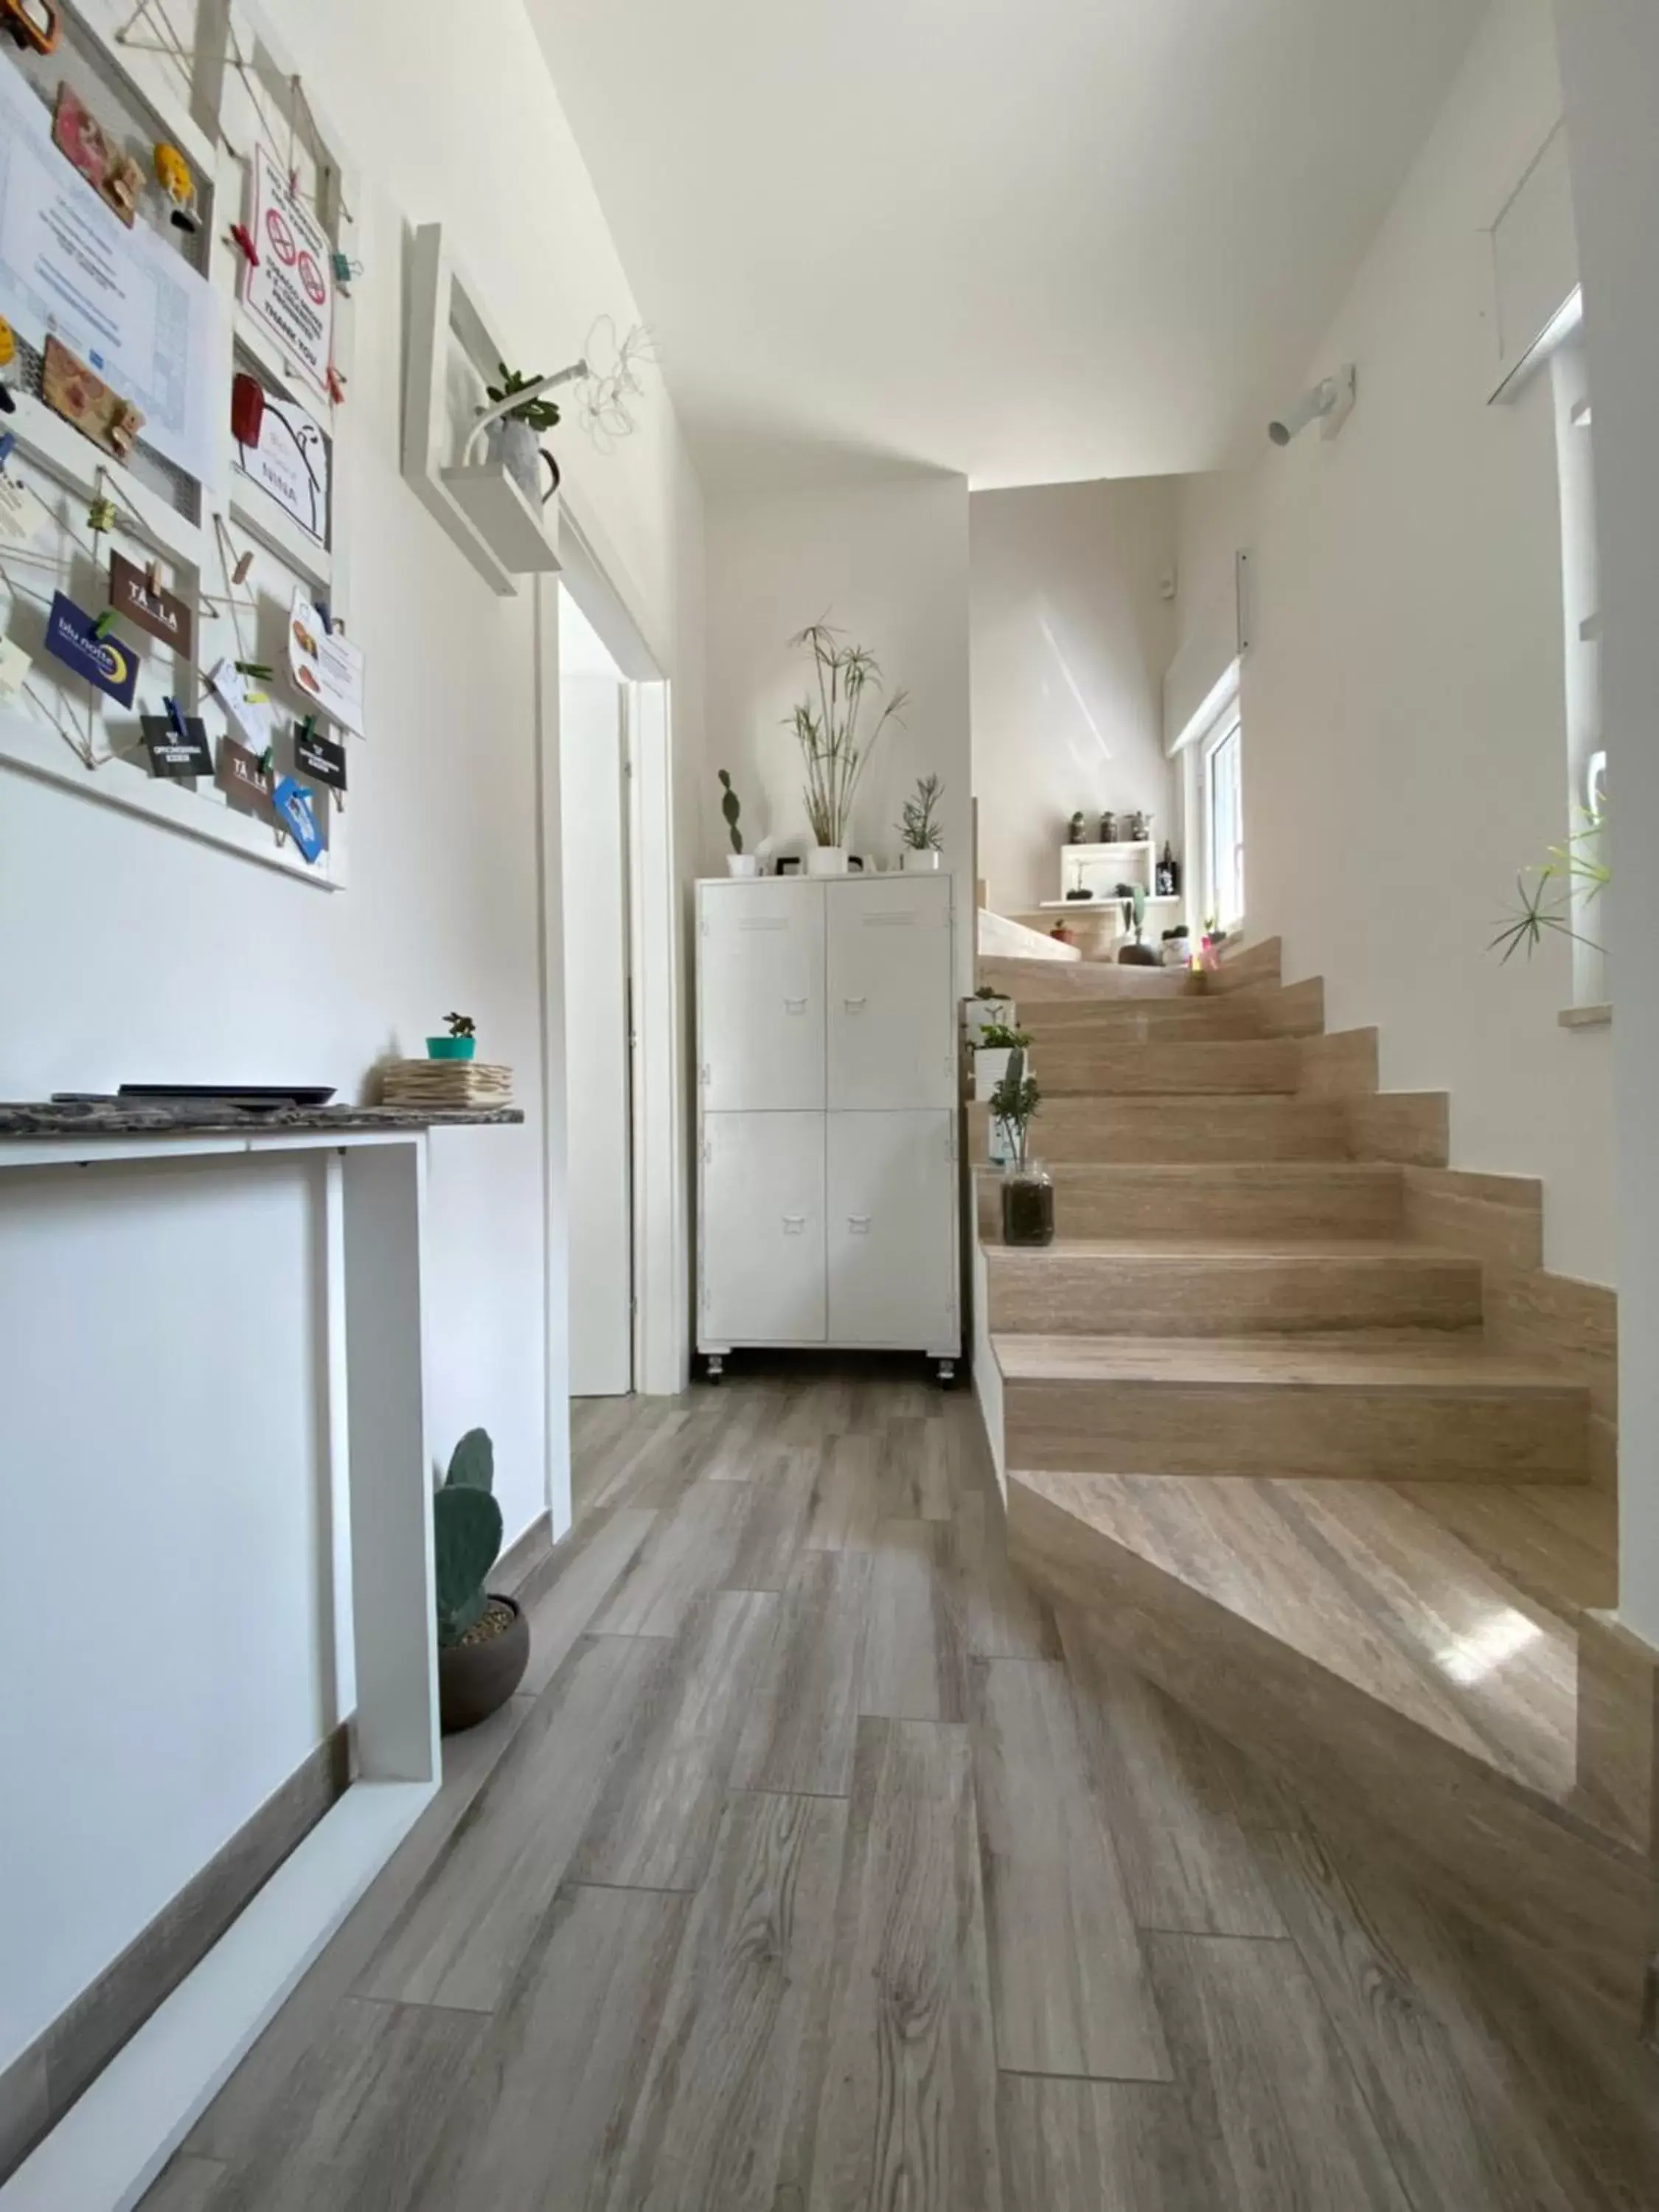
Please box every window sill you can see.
[1559,1002,1611,1030]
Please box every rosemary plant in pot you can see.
[990,1050,1053,1246]
[787,621,908,875]
[898,773,945,872]
[434,1427,529,1732]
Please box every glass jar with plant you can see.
[717,768,759,877]
[974,1017,1032,1102]
[990,1051,1053,1246]
[482,363,563,504]
[897,773,945,872]
[787,620,908,876]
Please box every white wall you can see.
[0,0,703,2073]
[1552,0,1659,1635]
[1171,0,1615,1286]
[970,480,1178,916]
[703,471,973,990]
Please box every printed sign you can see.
[234,386,330,544]
[273,773,325,863]
[286,590,364,736]
[44,594,138,706]
[140,711,213,777]
[0,637,32,703]
[241,147,335,400]
[111,553,194,658]
[205,657,274,752]
[217,735,274,815]
[294,723,346,790]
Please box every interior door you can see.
[699,881,825,1112]
[826,877,954,1109]
[560,636,632,1396]
[700,1112,826,1346]
[827,1110,957,1352]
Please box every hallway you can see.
[143,1371,1659,2211]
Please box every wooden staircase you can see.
[973,942,1649,2023]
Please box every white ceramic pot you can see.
[806,845,849,878]
[902,848,942,872]
[726,853,761,877]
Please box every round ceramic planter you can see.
[427,1036,477,1060]
[438,1595,529,1733]
[1117,942,1160,967]
[726,853,761,877]
[901,849,942,872]
[806,845,849,878]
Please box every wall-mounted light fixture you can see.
[1268,364,1357,448]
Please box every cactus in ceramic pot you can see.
[434,1427,503,1645]
[718,768,743,854]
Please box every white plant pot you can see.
[901,848,942,872]
[726,853,761,877]
[807,845,849,878]
[974,1046,1014,1102]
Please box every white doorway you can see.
[559,591,634,1396]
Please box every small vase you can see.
[428,1035,477,1060]
[902,848,942,873]
[1001,1163,1054,1247]
[974,1046,1013,1102]
[807,844,849,878]
[726,853,760,877]
[485,417,542,504]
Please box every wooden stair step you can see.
[1007,1466,1648,2016]
[988,1239,1483,1336]
[1039,1037,1301,1096]
[969,1094,1350,1164]
[996,1332,1591,1482]
[1016,998,1271,1041]
[977,956,1192,1002]
[976,1161,1404,1242]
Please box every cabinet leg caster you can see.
[936,1358,956,1388]
[706,1354,725,1385]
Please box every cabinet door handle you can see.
[844,995,867,1013]
[782,1214,806,1234]
[784,996,807,1014]
[847,1214,872,1234]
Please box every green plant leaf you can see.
[446,1426,495,1492]
[434,1482,502,1645]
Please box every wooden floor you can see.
[142,1368,1659,2211]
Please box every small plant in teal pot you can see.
[428,1012,477,1061]
[434,1426,529,1731]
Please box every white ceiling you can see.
[529,0,1484,490]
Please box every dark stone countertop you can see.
[0,1101,525,1139]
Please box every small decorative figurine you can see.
[153,142,199,232]
[1099,810,1118,844]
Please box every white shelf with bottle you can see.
[1057,837,1182,906]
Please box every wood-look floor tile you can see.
[518,1506,658,1694]
[997,2076,1217,2208]
[589,1482,753,1638]
[408,1883,687,2212]
[139,2155,227,2211]
[206,1998,486,2212]
[570,1589,780,1891]
[730,1551,872,1797]
[605,1792,848,2211]
[801,1433,880,1552]
[580,1403,698,1514]
[968,1658,1169,2080]
[951,1492,1061,1660]
[360,1636,663,2011]
[804,1719,1003,2212]
[860,1520,967,1721]
[1060,1624,1288,1938]
[1145,1930,1412,2209]
[723,1447,818,1590]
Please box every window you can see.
[1203,716,1245,933]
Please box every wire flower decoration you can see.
[577,317,661,452]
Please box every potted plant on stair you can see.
[1117,883,1158,965]
[718,768,759,876]
[788,619,908,876]
[990,1049,1053,1246]
[434,1426,529,1732]
[974,1017,1031,1102]
[897,773,945,871]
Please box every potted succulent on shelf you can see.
[718,768,759,877]
[482,364,563,504]
[434,1427,529,1733]
[989,1049,1053,1245]
[897,773,945,872]
[974,1017,1031,1102]
[428,1012,476,1061]
[1117,884,1158,965]
[788,619,908,876]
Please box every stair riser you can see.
[1021,1002,1268,1042]
[990,1253,1482,1335]
[1003,1377,1590,1482]
[1041,1040,1301,1095]
[1008,1477,1646,2020]
[970,1097,1349,1163]
[977,1168,1404,1242]
[978,959,1191,1002]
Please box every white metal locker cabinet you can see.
[698,880,825,1112]
[700,1111,826,1346]
[826,1110,958,1352]
[826,876,955,1109]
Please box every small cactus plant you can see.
[433,1427,503,1645]
[717,768,743,854]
